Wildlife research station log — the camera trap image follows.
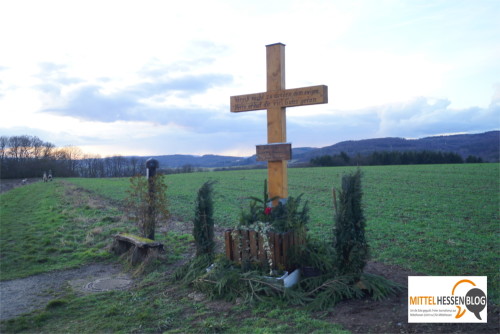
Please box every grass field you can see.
[67,163,499,295]
[1,163,498,333]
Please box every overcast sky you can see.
[1,0,499,157]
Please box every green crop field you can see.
[66,164,500,299]
[1,163,498,333]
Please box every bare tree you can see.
[0,136,7,162]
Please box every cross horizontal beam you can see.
[230,85,328,113]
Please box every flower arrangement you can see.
[238,180,310,234]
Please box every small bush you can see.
[193,181,216,256]
[333,169,369,278]
[125,175,169,240]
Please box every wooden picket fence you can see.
[224,229,305,271]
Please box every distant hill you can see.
[149,147,316,168]
[145,131,499,168]
[149,154,245,169]
[294,131,499,163]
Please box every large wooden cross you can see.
[230,43,328,204]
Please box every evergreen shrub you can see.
[193,181,216,256]
[333,169,369,278]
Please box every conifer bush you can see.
[193,181,215,256]
[333,169,369,278]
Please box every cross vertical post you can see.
[266,43,288,202]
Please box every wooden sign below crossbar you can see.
[256,143,291,161]
[231,85,328,113]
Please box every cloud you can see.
[41,72,233,122]
[7,93,497,157]
[140,60,214,78]
[0,66,13,98]
[45,85,142,122]
[35,62,83,95]
[286,96,499,149]
[131,73,232,98]
[373,96,499,137]
[37,62,66,74]
[490,84,500,110]
[110,93,499,156]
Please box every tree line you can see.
[0,135,210,179]
[0,135,148,179]
[310,150,483,167]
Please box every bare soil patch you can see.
[0,263,130,321]
[323,261,499,333]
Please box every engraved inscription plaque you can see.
[256,143,292,162]
[231,85,328,113]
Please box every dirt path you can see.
[0,263,130,321]
[0,178,40,194]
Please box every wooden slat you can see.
[224,230,233,261]
[277,233,284,269]
[232,230,241,263]
[249,230,258,261]
[273,232,281,270]
[282,231,289,269]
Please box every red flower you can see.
[264,207,272,215]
